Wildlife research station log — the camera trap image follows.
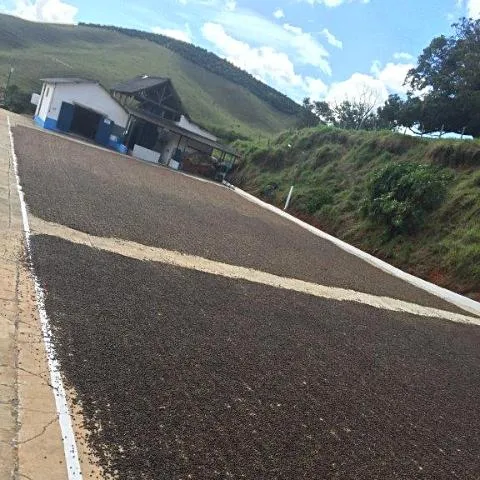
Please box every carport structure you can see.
[125,107,238,166]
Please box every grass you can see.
[233,126,480,299]
[0,14,297,139]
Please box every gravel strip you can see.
[31,235,480,480]
[14,126,465,313]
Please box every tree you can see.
[377,93,423,132]
[313,100,335,124]
[3,85,33,114]
[296,97,321,128]
[326,87,381,130]
[297,87,384,131]
[383,17,480,136]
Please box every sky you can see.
[1,0,479,106]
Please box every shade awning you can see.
[127,108,238,156]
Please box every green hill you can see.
[233,127,480,300]
[0,14,298,138]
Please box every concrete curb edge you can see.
[224,181,480,318]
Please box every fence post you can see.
[284,186,294,210]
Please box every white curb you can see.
[224,181,480,318]
[8,116,83,479]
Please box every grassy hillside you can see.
[0,14,297,138]
[82,23,302,116]
[232,128,480,300]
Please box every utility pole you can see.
[4,66,14,107]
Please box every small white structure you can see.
[132,144,161,164]
[33,78,129,149]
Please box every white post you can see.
[284,186,294,210]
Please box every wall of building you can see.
[34,83,45,117]
[34,83,53,127]
[46,83,129,128]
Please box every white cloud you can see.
[301,0,370,6]
[323,60,414,108]
[371,60,413,95]
[273,8,285,18]
[304,76,328,98]
[467,0,480,17]
[152,25,192,43]
[321,28,343,48]
[225,0,236,11]
[393,52,414,61]
[214,10,332,75]
[326,73,389,107]
[7,0,78,23]
[175,0,236,8]
[283,23,331,74]
[201,22,327,102]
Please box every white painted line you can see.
[7,117,83,480]
[30,216,480,326]
[224,181,480,318]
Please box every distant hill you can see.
[0,14,299,138]
[81,23,302,117]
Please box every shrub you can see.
[292,187,334,214]
[364,162,451,235]
[3,85,34,114]
[428,142,480,168]
[313,144,343,168]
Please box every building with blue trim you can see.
[33,77,129,152]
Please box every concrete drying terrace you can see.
[3,115,480,479]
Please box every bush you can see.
[313,144,343,168]
[364,162,451,235]
[291,187,334,214]
[427,142,480,168]
[3,85,34,114]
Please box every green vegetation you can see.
[232,126,480,299]
[0,84,34,113]
[0,14,298,138]
[378,18,480,137]
[298,18,480,138]
[363,162,450,236]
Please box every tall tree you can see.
[296,97,321,128]
[329,87,380,130]
[384,17,480,136]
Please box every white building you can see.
[33,78,129,150]
[31,75,238,176]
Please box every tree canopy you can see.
[378,18,480,137]
[299,89,388,131]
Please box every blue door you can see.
[57,102,74,132]
[95,117,113,146]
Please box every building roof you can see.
[127,108,238,156]
[111,75,169,94]
[40,77,97,85]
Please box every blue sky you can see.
[2,0,479,105]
